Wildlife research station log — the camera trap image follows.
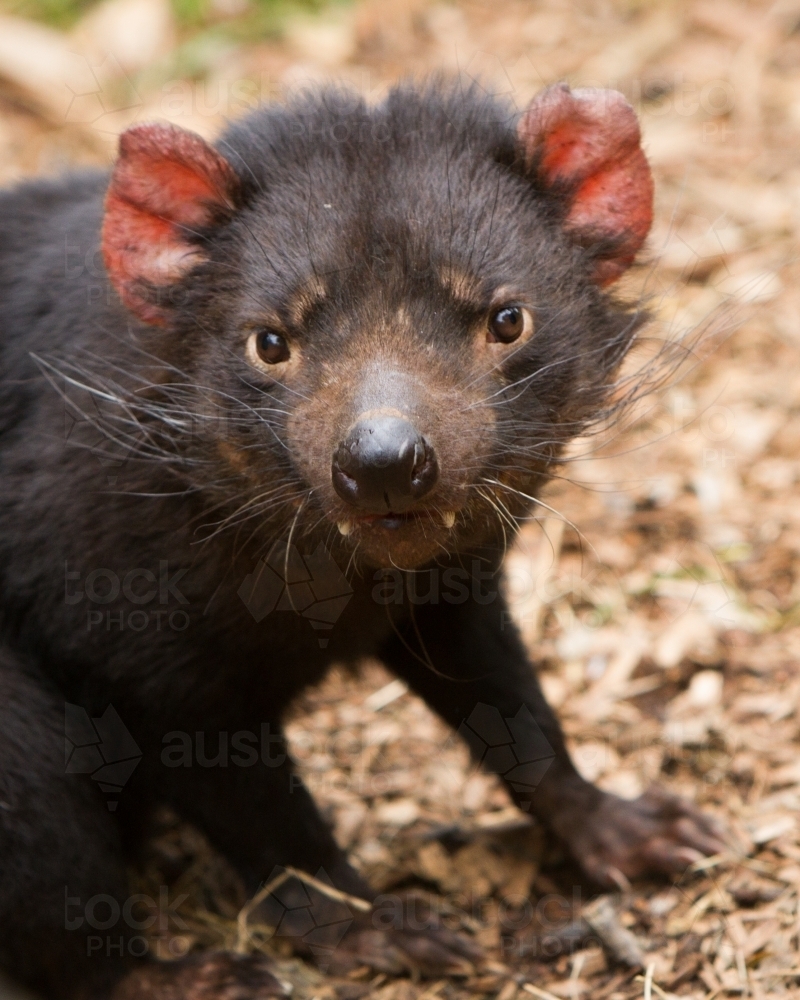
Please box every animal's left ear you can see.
[102,122,241,326]
[517,84,653,286]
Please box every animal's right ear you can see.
[517,84,653,287]
[102,122,241,327]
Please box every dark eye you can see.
[255,330,290,365]
[488,306,527,343]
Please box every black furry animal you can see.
[0,81,724,999]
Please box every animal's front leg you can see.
[380,591,726,888]
[161,722,366,895]
[160,724,479,976]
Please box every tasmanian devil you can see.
[0,80,725,999]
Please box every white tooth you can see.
[442,511,456,529]
[337,520,352,536]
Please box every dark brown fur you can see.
[0,82,724,1000]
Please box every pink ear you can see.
[518,84,653,286]
[102,123,240,326]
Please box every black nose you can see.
[331,415,439,513]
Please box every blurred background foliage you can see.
[2,0,336,38]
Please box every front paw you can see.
[564,785,727,887]
[262,877,481,978]
[275,894,482,978]
[324,914,482,977]
[111,952,291,1000]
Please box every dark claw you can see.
[565,785,728,887]
[391,924,482,973]
[321,916,481,978]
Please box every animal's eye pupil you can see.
[257,331,290,364]
[488,306,524,343]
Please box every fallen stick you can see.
[234,866,372,954]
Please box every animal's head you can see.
[102,82,652,569]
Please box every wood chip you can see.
[582,896,645,969]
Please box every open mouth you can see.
[361,511,427,530]
[337,509,457,535]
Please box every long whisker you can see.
[482,476,600,567]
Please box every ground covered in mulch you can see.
[2,0,799,997]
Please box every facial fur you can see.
[95,81,650,570]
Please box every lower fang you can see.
[337,521,352,536]
[442,511,456,529]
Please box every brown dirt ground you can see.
[2,0,800,997]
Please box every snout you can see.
[331,412,439,513]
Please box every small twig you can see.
[583,895,644,968]
[523,983,563,1000]
[594,969,639,1000]
[235,870,291,954]
[234,867,372,954]
[643,962,655,1000]
[689,852,777,876]
[634,962,675,1000]
[606,866,632,892]
[651,985,674,1000]
[636,972,673,1000]
[689,851,734,872]
[285,868,373,912]
[417,979,447,1000]
[736,949,750,996]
